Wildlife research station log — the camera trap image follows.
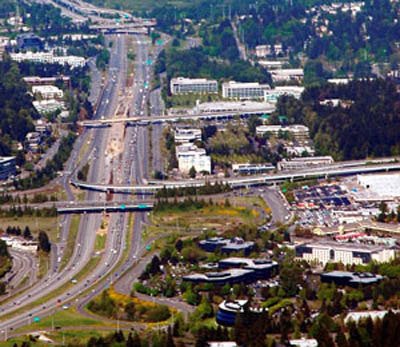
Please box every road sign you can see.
[282,188,287,193]
[146,244,151,251]
[146,59,153,66]
[138,203,148,209]
[156,39,163,46]
[120,204,126,210]
[33,317,40,323]
[144,82,149,88]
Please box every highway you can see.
[0,34,132,335]
[0,31,164,339]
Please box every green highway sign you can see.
[156,39,163,46]
[146,244,151,251]
[120,204,126,210]
[33,317,40,323]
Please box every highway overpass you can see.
[71,161,400,193]
[79,107,276,127]
[57,202,153,214]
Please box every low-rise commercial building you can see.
[295,241,396,265]
[270,69,304,83]
[174,127,202,144]
[33,99,64,115]
[176,143,211,174]
[277,156,334,171]
[222,81,271,99]
[32,85,64,100]
[256,124,310,141]
[0,157,16,180]
[199,237,255,255]
[232,163,275,175]
[264,86,304,103]
[289,339,318,347]
[344,310,392,324]
[23,76,71,88]
[320,271,383,287]
[170,77,218,94]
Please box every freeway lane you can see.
[0,35,128,333]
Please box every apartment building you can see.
[270,68,304,83]
[174,127,202,144]
[0,157,16,180]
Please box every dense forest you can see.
[0,57,38,156]
[275,79,400,160]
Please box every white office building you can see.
[10,52,86,68]
[295,241,396,265]
[32,85,64,100]
[222,81,271,99]
[277,156,334,171]
[174,127,202,144]
[264,86,304,103]
[176,143,211,174]
[256,124,310,140]
[170,77,218,95]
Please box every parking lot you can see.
[293,184,352,228]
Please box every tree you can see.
[125,302,136,321]
[23,226,32,240]
[189,166,197,178]
[37,231,51,253]
[0,239,9,257]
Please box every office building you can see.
[174,127,202,144]
[232,163,275,175]
[170,77,218,94]
[320,271,383,287]
[264,86,304,103]
[182,268,255,285]
[270,69,304,83]
[256,124,310,140]
[0,157,16,180]
[199,237,255,255]
[216,300,265,326]
[32,85,64,100]
[218,257,278,279]
[295,241,396,265]
[10,52,86,68]
[222,81,271,99]
[277,156,334,171]
[176,143,211,174]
